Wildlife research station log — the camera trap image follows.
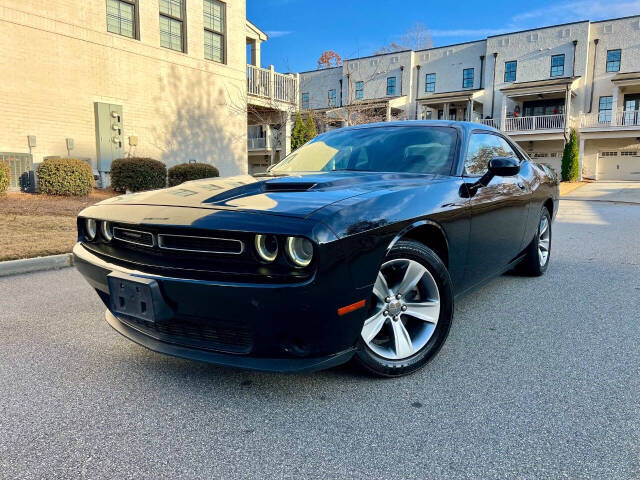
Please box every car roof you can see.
[327,120,499,135]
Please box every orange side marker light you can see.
[337,299,366,316]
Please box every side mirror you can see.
[462,156,521,198]
[488,157,520,177]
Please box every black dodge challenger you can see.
[75,121,558,377]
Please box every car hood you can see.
[98,172,448,218]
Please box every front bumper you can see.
[73,243,365,372]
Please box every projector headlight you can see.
[255,234,278,262]
[285,236,313,268]
[85,218,97,241]
[101,221,114,242]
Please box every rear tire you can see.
[517,207,552,277]
[353,240,454,377]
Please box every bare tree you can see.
[224,81,300,168]
[375,22,433,54]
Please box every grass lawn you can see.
[0,190,117,261]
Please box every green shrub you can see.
[0,160,9,195]
[111,157,166,192]
[168,162,219,187]
[561,128,580,182]
[304,113,317,142]
[36,158,94,196]
[291,111,306,151]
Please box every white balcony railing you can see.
[248,137,267,150]
[247,65,297,104]
[504,114,566,132]
[580,110,640,129]
[480,118,500,129]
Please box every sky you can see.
[246,0,640,73]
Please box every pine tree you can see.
[291,112,306,151]
[561,128,580,181]
[304,113,317,142]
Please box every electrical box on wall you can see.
[94,102,124,172]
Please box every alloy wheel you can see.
[538,215,550,267]
[361,259,440,360]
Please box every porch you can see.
[417,89,484,122]
[580,72,640,132]
[497,77,578,137]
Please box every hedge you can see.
[168,162,219,187]
[0,160,9,195]
[36,158,94,196]
[110,157,166,192]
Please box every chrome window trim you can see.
[157,233,244,255]
[113,227,156,247]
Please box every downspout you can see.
[490,52,498,118]
[572,40,578,76]
[479,55,485,88]
[415,65,421,119]
[563,84,569,143]
[400,66,404,96]
[339,78,343,107]
[588,39,599,113]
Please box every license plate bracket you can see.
[107,271,172,323]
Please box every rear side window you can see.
[464,133,518,176]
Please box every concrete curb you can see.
[0,253,74,278]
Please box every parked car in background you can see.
[74,121,558,377]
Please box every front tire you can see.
[353,240,454,377]
[518,207,552,277]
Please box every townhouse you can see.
[0,0,296,189]
[299,15,640,181]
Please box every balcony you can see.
[503,114,566,133]
[248,137,267,150]
[479,118,500,129]
[247,65,298,105]
[580,110,640,130]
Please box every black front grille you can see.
[113,227,155,247]
[158,234,244,254]
[120,314,253,354]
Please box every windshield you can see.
[271,126,457,175]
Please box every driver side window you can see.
[465,133,518,176]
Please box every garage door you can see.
[597,151,640,181]
[531,152,562,177]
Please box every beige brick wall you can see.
[0,1,248,176]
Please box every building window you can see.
[301,92,310,110]
[355,81,364,100]
[462,68,474,88]
[550,54,565,77]
[159,0,185,52]
[598,96,613,122]
[106,0,137,38]
[425,73,436,93]
[328,89,336,107]
[504,61,517,82]
[606,49,621,72]
[387,77,396,96]
[204,0,225,63]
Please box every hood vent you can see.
[264,182,316,192]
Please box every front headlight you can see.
[285,236,313,267]
[101,221,113,242]
[255,234,278,262]
[85,218,97,241]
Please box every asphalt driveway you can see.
[1,197,639,479]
